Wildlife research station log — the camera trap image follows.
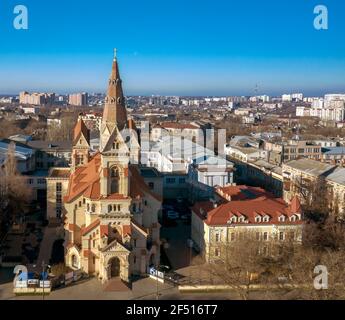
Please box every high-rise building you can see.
[19,91,55,105]
[69,92,89,106]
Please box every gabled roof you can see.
[81,219,100,236]
[193,196,302,226]
[64,153,102,203]
[73,119,90,145]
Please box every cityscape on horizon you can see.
[1,0,345,308]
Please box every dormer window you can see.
[231,216,237,223]
[290,215,297,222]
[279,215,286,222]
[238,216,245,223]
[255,216,262,223]
[263,216,270,223]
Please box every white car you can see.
[167,211,179,220]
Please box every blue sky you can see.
[0,0,344,96]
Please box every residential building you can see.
[191,192,303,262]
[46,168,71,221]
[69,92,89,106]
[19,91,55,106]
[27,140,72,170]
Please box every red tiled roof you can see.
[74,119,90,144]
[82,219,100,236]
[290,195,302,214]
[193,196,303,226]
[100,225,109,238]
[122,225,131,236]
[64,155,162,204]
[64,153,102,203]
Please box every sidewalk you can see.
[35,226,63,269]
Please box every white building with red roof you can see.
[191,184,303,262]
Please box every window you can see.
[93,256,95,265]
[263,216,270,222]
[148,182,154,190]
[108,205,112,213]
[290,215,297,222]
[56,182,62,192]
[110,166,119,193]
[255,216,261,223]
[215,248,220,257]
[56,209,62,218]
[298,148,305,154]
[230,233,235,241]
[93,240,96,248]
[179,178,186,184]
[56,194,62,204]
[289,232,295,240]
[72,255,78,268]
[279,232,285,241]
[256,232,261,241]
[166,178,176,184]
[263,232,269,241]
[215,233,220,242]
[79,201,82,207]
[279,215,286,222]
[91,204,96,212]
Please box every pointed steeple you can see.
[102,50,128,131]
[73,118,90,145]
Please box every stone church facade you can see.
[62,54,162,283]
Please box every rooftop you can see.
[284,159,336,177]
[193,195,302,226]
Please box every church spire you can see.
[102,50,127,131]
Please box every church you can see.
[62,53,162,283]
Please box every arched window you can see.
[110,166,120,193]
[108,205,112,213]
[72,255,78,268]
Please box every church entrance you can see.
[110,257,120,278]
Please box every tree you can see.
[203,223,345,300]
[0,142,32,229]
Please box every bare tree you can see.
[0,142,32,227]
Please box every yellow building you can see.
[191,185,303,262]
[62,54,162,283]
